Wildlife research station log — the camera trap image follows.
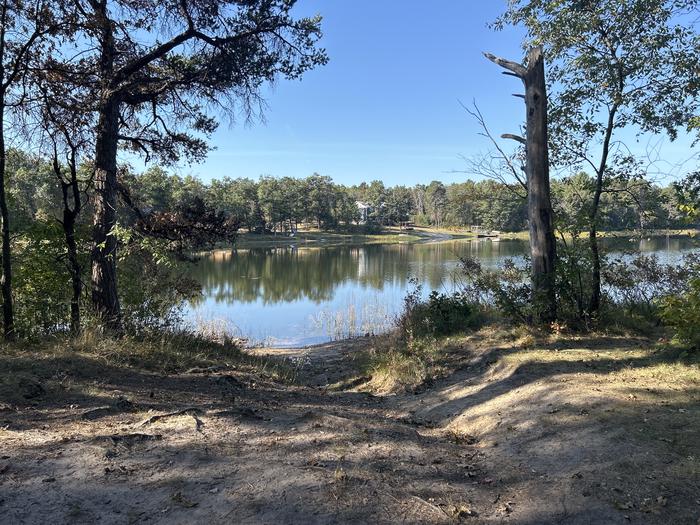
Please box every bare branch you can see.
[502,133,526,145]
[483,52,527,79]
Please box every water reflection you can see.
[185,236,699,346]
[188,239,528,306]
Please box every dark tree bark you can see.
[485,47,557,323]
[91,96,122,331]
[0,1,15,339]
[52,145,83,334]
[90,2,121,331]
[0,101,14,339]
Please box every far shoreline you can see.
[210,226,699,250]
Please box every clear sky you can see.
[170,1,696,186]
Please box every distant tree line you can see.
[8,150,693,241]
[129,167,694,234]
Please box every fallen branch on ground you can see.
[139,408,205,431]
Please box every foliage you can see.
[132,196,239,255]
[457,239,700,333]
[459,256,532,324]
[122,165,694,235]
[396,282,477,340]
[674,172,700,219]
[12,221,75,337]
[116,245,201,334]
[552,238,596,324]
[604,253,700,318]
[496,0,700,314]
[660,278,700,352]
[496,0,700,164]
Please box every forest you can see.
[10,150,693,236]
[1,0,700,524]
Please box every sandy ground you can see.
[1,334,699,524]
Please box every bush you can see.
[660,277,700,352]
[604,252,700,319]
[397,282,477,339]
[117,246,201,333]
[555,238,597,325]
[459,256,531,324]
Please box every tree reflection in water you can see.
[184,237,697,346]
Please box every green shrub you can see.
[397,283,476,339]
[660,277,700,352]
[459,256,531,324]
[604,252,700,320]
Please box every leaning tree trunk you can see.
[55,148,83,335]
[91,96,122,332]
[485,46,557,324]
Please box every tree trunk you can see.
[0,101,15,340]
[588,105,618,315]
[65,211,81,334]
[485,46,557,323]
[91,5,122,332]
[523,47,557,324]
[91,96,122,331]
[56,149,83,335]
[0,1,15,340]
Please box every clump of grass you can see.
[63,328,245,374]
[360,283,486,394]
[362,333,449,394]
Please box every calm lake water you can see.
[185,236,699,347]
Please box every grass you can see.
[360,333,454,393]
[360,322,700,395]
[0,329,293,405]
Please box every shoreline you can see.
[209,227,698,251]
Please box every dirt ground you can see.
[1,331,699,524]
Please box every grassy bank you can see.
[358,324,699,395]
[499,228,700,240]
[231,227,699,249]
[0,330,290,405]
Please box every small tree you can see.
[39,87,92,334]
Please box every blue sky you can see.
[169,1,696,186]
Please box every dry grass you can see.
[361,334,457,394]
[362,323,700,396]
[0,328,292,406]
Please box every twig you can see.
[139,407,205,431]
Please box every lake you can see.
[185,235,699,347]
